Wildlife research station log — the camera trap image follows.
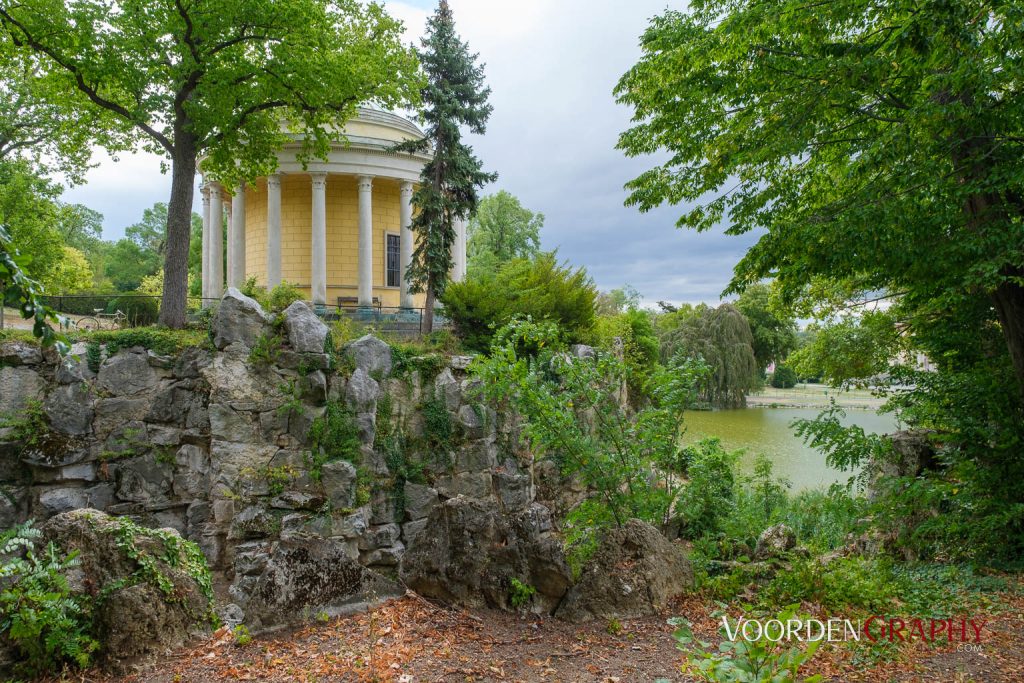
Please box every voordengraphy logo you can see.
[721,616,988,644]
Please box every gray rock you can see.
[403,482,439,521]
[321,460,358,510]
[211,288,271,350]
[218,603,245,629]
[173,444,210,498]
[362,542,404,567]
[230,537,403,631]
[358,523,401,550]
[570,344,597,360]
[41,509,212,671]
[449,355,475,371]
[299,370,328,405]
[332,507,371,539]
[436,472,492,499]
[494,470,532,511]
[457,404,487,440]
[556,519,693,623]
[96,351,159,397]
[56,348,94,384]
[400,497,571,613]
[0,340,42,366]
[344,368,379,412]
[345,335,393,377]
[233,506,280,540]
[402,518,429,546]
[148,380,208,428]
[44,383,93,435]
[283,301,330,353]
[208,404,259,443]
[0,485,27,528]
[453,441,498,474]
[93,397,150,437]
[0,366,45,414]
[38,487,90,516]
[754,523,797,560]
[434,369,461,410]
[115,453,174,505]
[270,491,326,511]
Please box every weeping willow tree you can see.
[659,303,759,407]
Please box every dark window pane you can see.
[386,234,401,287]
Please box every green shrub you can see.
[111,293,160,327]
[71,327,208,355]
[675,438,738,538]
[267,281,304,312]
[592,309,660,403]
[307,401,361,479]
[670,605,823,682]
[770,364,798,388]
[441,252,597,353]
[0,522,98,675]
[508,578,536,608]
[239,275,268,309]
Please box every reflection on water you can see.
[682,407,900,491]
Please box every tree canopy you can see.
[615,0,1024,390]
[466,190,543,277]
[1,0,420,327]
[734,283,797,372]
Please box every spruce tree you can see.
[399,1,496,332]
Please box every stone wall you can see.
[0,290,543,629]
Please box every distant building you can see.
[199,107,467,310]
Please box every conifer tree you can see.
[399,1,496,332]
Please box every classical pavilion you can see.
[198,107,467,310]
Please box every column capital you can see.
[357,175,374,192]
[266,173,281,190]
[399,180,414,198]
[201,184,211,203]
[310,172,327,190]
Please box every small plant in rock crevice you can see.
[307,400,362,480]
[508,578,536,609]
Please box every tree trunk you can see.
[992,273,1024,392]
[159,140,197,329]
[423,281,436,334]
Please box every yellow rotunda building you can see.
[199,108,467,310]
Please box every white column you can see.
[229,183,246,288]
[209,183,224,300]
[357,175,374,308]
[399,181,414,309]
[266,174,282,289]
[310,172,328,306]
[452,216,467,282]
[200,183,211,305]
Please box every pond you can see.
[682,406,900,491]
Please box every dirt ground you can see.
[85,590,1024,683]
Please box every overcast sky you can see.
[62,0,757,307]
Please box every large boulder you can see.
[283,301,330,353]
[400,497,572,614]
[0,365,45,415]
[345,335,392,377]
[556,519,693,623]
[96,350,160,397]
[229,537,403,631]
[754,523,797,560]
[40,509,213,672]
[211,288,270,350]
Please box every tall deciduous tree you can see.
[397,0,496,333]
[1,0,420,327]
[616,1,1024,390]
[467,190,542,277]
[734,283,797,373]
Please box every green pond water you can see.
[682,407,900,491]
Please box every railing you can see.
[318,304,449,337]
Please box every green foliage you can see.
[508,578,536,609]
[769,365,797,389]
[2,0,421,328]
[658,304,760,408]
[85,340,102,373]
[308,401,361,480]
[104,239,161,292]
[396,0,495,331]
[72,327,208,356]
[466,190,543,277]
[787,313,901,387]
[595,284,642,316]
[734,284,797,373]
[0,220,68,354]
[593,308,660,403]
[473,318,708,537]
[110,293,160,327]
[232,624,253,647]
[249,331,282,367]
[0,522,98,675]
[669,606,822,682]
[421,395,454,454]
[674,438,738,538]
[0,398,49,450]
[442,253,598,353]
[267,281,304,313]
